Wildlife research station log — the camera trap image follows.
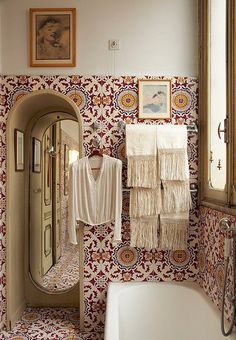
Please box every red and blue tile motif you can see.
[0,75,202,337]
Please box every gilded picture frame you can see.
[64,144,69,195]
[138,79,172,119]
[30,8,76,67]
[33,137,41,173]
[14,129,24,171]
[64,144,69,172]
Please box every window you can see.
[199,0,236,208]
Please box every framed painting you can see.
[64,171,69,196]
[64,144,69,172]
[30,8,76,67]
[14,129,24,171]
[33,137,41,173]
[138,79,172,119]
[64,144,69,195]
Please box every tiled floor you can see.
[0,308,102,340]
[42,243,80,292]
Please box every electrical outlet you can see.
[109,39,120,50]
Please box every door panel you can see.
[52,123,61,263]
[42,128,53,275]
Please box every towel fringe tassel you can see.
[127,156,158,188]
[162,181,192,213]
[130,188,161,218]
[160,221,188,250]
[130,218,159,250]
[159,149,188,181]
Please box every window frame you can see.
[199,0,236,212]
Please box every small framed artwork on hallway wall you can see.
[64,144,69,195]
[29,8,76,67]
[33,138,41,173]
[14,129,24,171]
[138,79,172,119]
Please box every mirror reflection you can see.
[30,118,80,292]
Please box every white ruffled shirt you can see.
[68,155,122,244]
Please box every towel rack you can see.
[86,120,198,150]
[84,120,198,133]
[123,183,198,193]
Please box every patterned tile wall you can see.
[198,206,235,322]
[0,75,199,332]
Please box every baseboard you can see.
[8,300,26,330]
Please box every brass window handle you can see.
[217,118,229,143]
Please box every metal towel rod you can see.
[84,120,198,133]
[122,184,198,193]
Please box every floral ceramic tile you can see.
[0,75,199,333]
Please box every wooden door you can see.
[52,122,61,263]
[41,127,53,275]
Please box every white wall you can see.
[61,120,79,143]
[0,0,198,76]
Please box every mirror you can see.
[30,117,80,292]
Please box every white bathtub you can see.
[104,282,235,340]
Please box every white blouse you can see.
[68,155,122,244]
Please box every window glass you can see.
[208,0,227,190]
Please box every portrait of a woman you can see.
[36,16,70,60]
[30,8,76,66]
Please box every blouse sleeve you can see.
[113,160,122,244]
[68,163,78,244]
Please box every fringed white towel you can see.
[130,217,159,249]
[130,187,161,218]
[161,180,192,213]
[126,124,157,188]
[156,125,188,181]
[160,212,189,250]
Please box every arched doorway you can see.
[6,90,84,330]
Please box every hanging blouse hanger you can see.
[89,149,103,170]
[89,126,103,169]
[89,149,103,158]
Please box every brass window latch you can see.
[218,117,229,143]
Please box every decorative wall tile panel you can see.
[198,206,235,322]
[0,75,199,334]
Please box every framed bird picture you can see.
[138,79,171,119]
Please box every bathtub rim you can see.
[104,281,232,340]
